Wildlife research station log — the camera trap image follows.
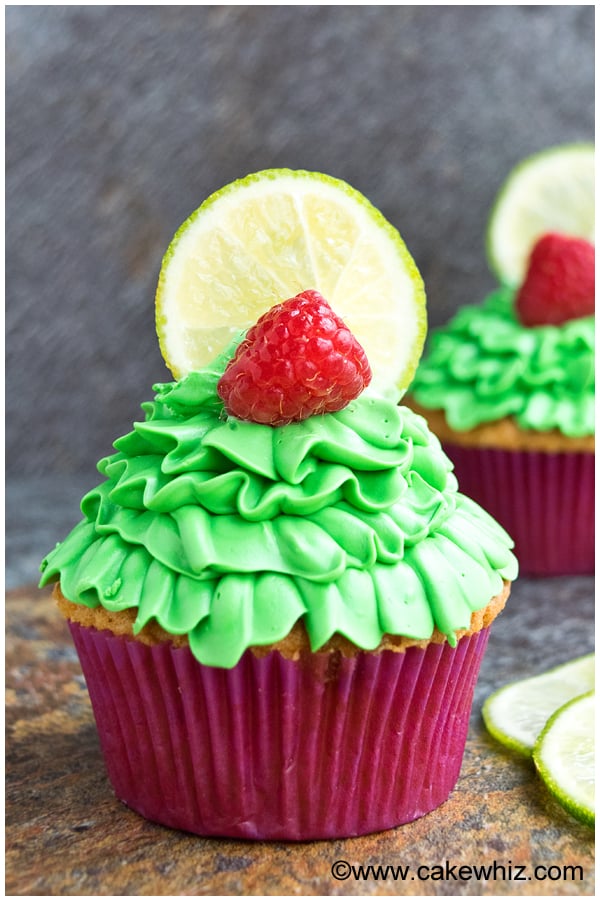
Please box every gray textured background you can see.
[6,5,594,483]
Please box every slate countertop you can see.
[5,479,595,896]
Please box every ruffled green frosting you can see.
[410,287,594,436]
[40,342,517,668]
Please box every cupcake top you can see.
[40,334,516,668]
[409,285,594,436]
[410,226,595,438]
[40,169,517,669]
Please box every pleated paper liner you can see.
[69,622,490,840]
[443,445,594,577]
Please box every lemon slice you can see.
[482,654,595,756]
[486,143,595,287]
[155,169,426,400]
[533,692,595,828]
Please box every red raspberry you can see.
[515,232,595,327]
[217,290,372,426]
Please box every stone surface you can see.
[5,5,594,477]
[6,580,594,896]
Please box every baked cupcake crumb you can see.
[54,580,510,660]
[408,401,595,453]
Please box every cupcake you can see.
[407,148,595,577]
[406,145,595,576]
[40,170,517,840]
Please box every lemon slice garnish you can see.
[486,143,595,287]
[156,169,426,401]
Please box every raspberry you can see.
[515,233,595,327]
[217,290,372,426]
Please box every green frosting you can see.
[410,287,595,436]
[40,342,517,668]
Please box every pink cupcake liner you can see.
[69,622,490,840]
[444,444,594,577]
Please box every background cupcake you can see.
[40,170,517,840]
[408,145,594,576]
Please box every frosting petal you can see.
[410,287,594,436]
[40,351,517,668]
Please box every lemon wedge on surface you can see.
[533,691,595,828]
[482,653,595,756]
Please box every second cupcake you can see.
[407,145,595,576]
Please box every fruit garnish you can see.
[514,232,595,326]
[155,169,426,401]
[533,692,595,828]
[217,289,371,426]
[482,653,594,756]
[486,143,595,287]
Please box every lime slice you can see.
[486,143,595,287]
[482,653,595,756]
[533,692,594,827]
[155,169,426,400]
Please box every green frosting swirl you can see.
[40,342,517,668]
[409,287,595,436]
